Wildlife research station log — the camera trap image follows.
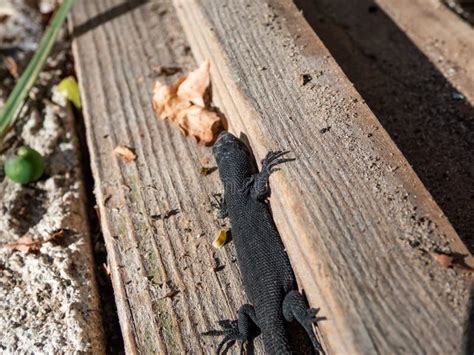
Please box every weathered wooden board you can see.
[378,0,474,104]
[172,0,473,354]
[295,0,474,259]
[70,0,265,353]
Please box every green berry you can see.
[4,157,34,184]
[4,146,45,184]
[16,146,45,181]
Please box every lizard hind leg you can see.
[203,304,260,355]
[283,290,325,354]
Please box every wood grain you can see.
[70,0,264,353]
[378,0,474,104]
[172,0,473,353]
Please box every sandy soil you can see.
[0,1,105,353]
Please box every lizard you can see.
[205,131,323,354]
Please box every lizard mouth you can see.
[213,131,235,155]
[215,131,233,144]
[213,131,252,165]
[213,131,243,165]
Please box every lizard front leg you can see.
[204,304,260,354]
[247,151,294,200]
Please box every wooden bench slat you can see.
[71,0,473,353]
[71,0,264,353]
[172,0,473,353]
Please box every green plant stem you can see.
[0,0,75,145]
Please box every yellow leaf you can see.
[58,76,82,109]
[213,229,229,249]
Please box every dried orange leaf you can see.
[177,106,225,145]
[430,252,454,268]
[177,60,210,107]
[152,76,189,121]
[113,145,136,162]
[152,60,225,146]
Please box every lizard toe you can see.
[306,307,326,323]
[203,319,250,355]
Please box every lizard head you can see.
[212,131,254,183]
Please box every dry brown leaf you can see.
[430,252,454,268]
[152,60,225,146]
[430,251,474,274]
[4,236,38,253]
[4,56,18,78]
[4,230,64,253]
[113,145,136,162]
[177,106,224,145]
[177,60,210,107]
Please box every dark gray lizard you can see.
[206,131,323,354]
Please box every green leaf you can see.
[0,0,75,145]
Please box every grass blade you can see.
[0,0,75,144]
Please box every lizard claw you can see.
[300,308,326,353]
[306,308,326,324]
[250,150,295,200]
[203,320,246,355]
[204,304,259,355]
[261,150,294,173]
[283,291,325,354]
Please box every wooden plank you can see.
[295,0,474,261]
[171,0,474,353]
[377,0,474,104]
[70,0,265,353]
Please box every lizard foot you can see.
[283,290,325,354]
[203,320,245,354]
[250,150,295,200]
[203,304,259,355]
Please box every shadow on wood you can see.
[72,0,149,38]
[295,0,474,253]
